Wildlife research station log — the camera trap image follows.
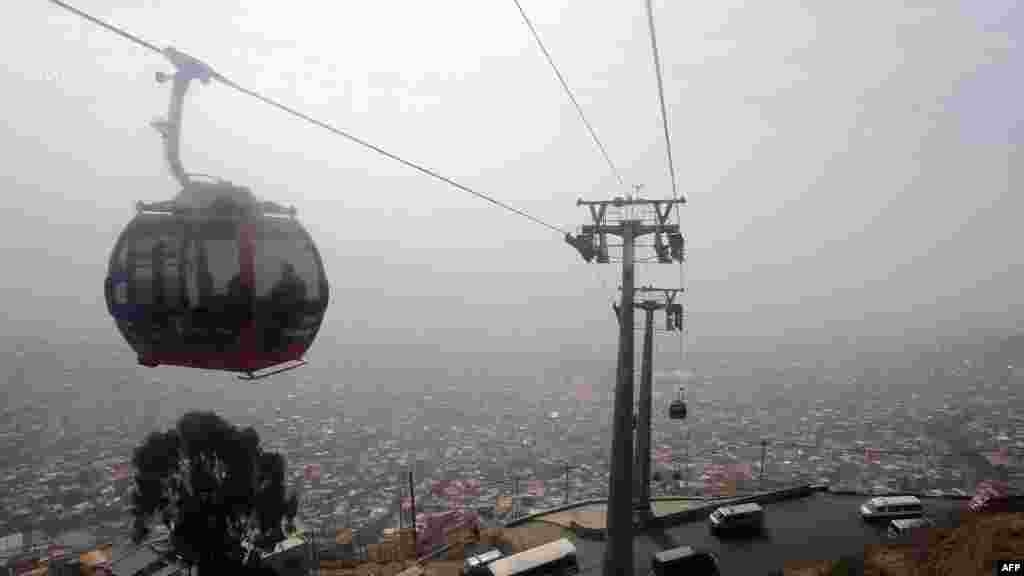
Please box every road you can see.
[571,492,966,575]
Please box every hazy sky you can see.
[1,1,1019,388]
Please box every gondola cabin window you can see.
[253,218,323,354]
[106,212,329,372]
[254,218,320,302]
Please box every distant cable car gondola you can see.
[669,386,687,420]
[103,47,329,380]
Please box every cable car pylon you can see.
[627,286,684,518]
[569,192,684,576]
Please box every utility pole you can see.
[567,194,685,576]
[408,470,416,551]
[759,440,768,491]
[631,287,683,518]
[512,475,519,520]
[312,530,319,576]
[564,462,572,505]
[685,427,691,495]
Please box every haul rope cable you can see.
[47,0,569,237]
[512,0,630,302]
[643,0,688,376]
[512,0,625,189]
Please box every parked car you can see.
[887,517,934,539]
[463,549,504,576]
[859,495,923,521]
[650,546,720,576]
[709,503,765,536]
[485,538,578,576]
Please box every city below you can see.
[1,333,1021,565]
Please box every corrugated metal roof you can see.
[110,546,161,576]
[150,562,187,576]
[262,536,307,559]
[0,533,25,554]
[55,531,95,551]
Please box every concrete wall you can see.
[503,499,610,528]
[503,496,725,529]
[649,485,989,530]
[643,485,825,530]
[505,486,980,532]
[824,489,970,500]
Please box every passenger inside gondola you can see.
[148,240,171,344]
[225,273,251,321]
[252,217,322,356]
[199,225,243,354]
[270,262,307,307]
[262,262,309,353]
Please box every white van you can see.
[887,517,934,539]
[485,538,579,576]
[859,495,923,521]
[708,503,765,535]
[650,546,720,576]
[464,549,504,576]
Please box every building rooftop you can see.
[109,545,161,576]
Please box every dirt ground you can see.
[534,504,609,530]
[534,499,714,531]
[494,521,574,552]
[781,512,1024,576]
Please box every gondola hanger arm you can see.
[152,47,221,192]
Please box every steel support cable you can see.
[47,0,569,237]
[511,0,625,307]
[219,76,568,235]
[644,0,688,380]
[512,0,625,189]
[643,0,679,203]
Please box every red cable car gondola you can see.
[104,47,329,380]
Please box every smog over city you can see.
[0,2,1019,575]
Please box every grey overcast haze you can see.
[0,0,1019,406]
